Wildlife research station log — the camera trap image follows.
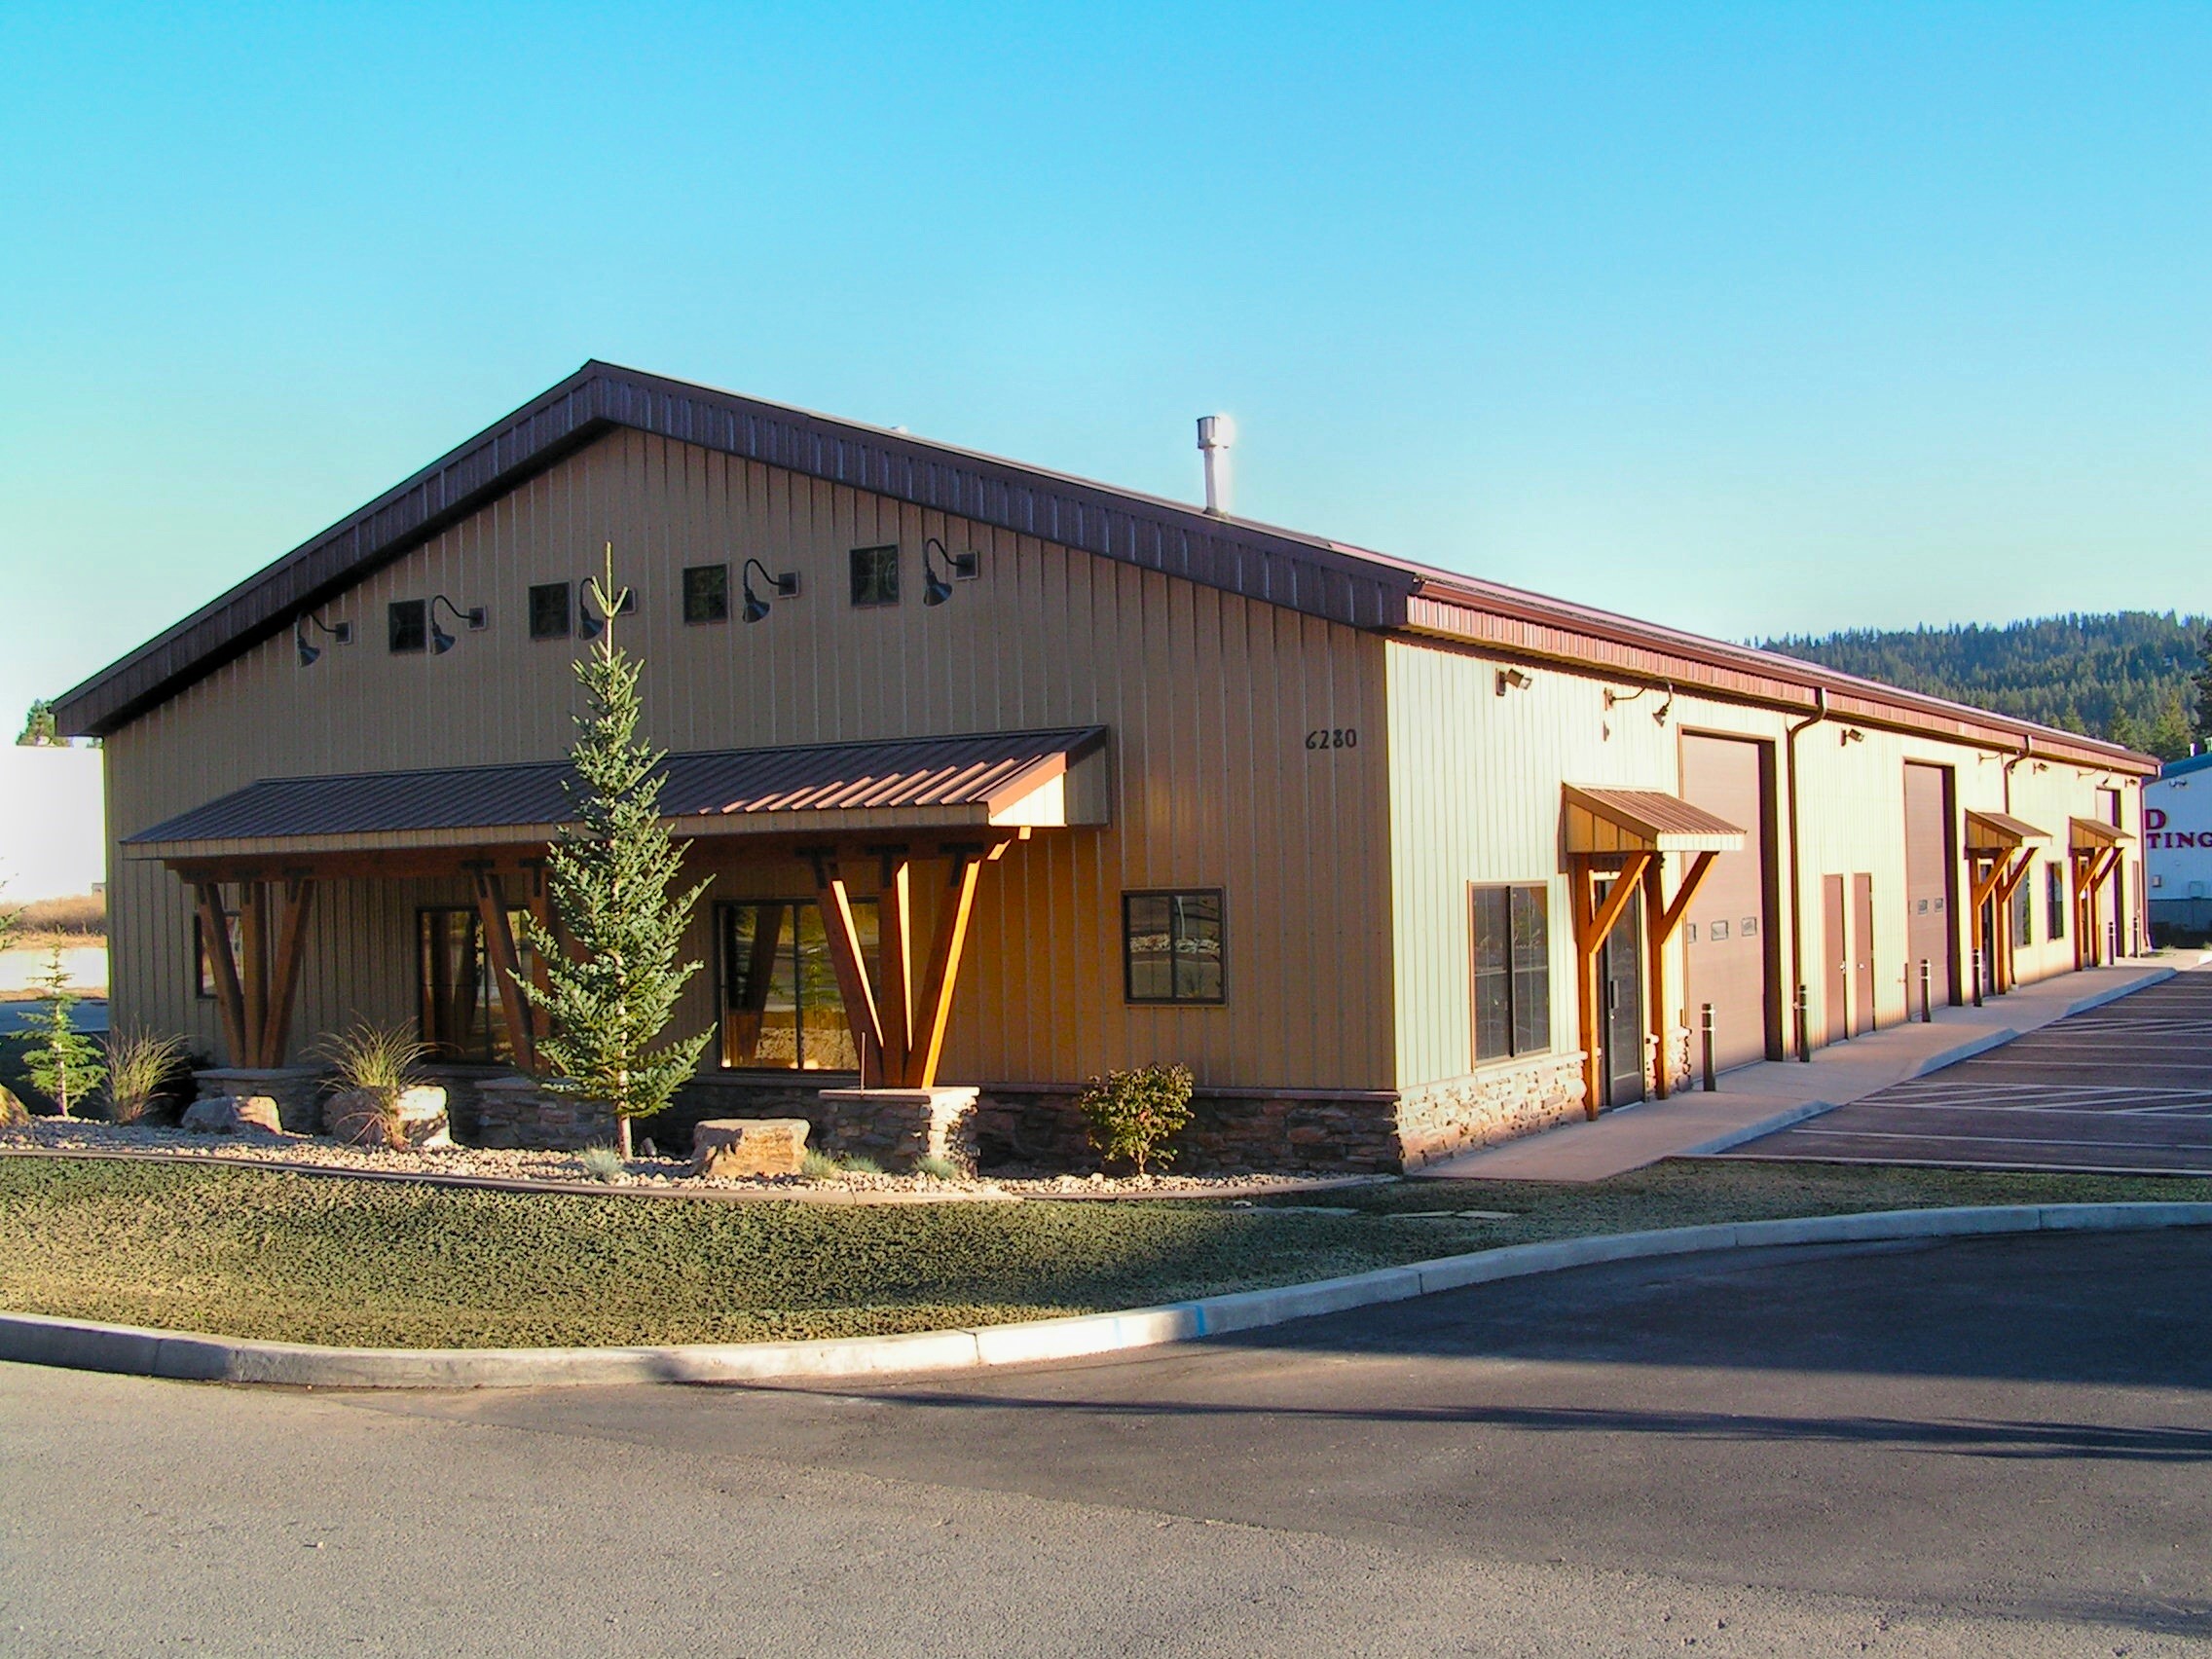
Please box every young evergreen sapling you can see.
[520,547,712,1159]
[18,948,104,1117]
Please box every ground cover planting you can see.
[0,1156,2200,1349]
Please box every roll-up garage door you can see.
[1902,762,1958,1009]
[1680,734,1774,1071]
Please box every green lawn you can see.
[0,1156,2201,1348]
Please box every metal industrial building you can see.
[54,364,2158,1169]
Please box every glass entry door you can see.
[1599,879,1645,1109]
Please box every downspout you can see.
[1784,687,1827,1060]
[2002,736,2030,814]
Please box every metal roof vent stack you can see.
[1197,414,1235,516]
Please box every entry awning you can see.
[1563,786,1747,856]
[2069,815,2131,851]
[128,726,1111,862]
[1964,809,2049,852]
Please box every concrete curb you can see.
[5,1200,2207,1390]
[1680,964,2180,1158]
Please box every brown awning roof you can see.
[2069,815,2131,850]
[128,727,1109,859]
[1964,809,2049,852]
[1563,786,1748,855]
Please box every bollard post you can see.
[1794,985,1811,1061]
[1919,958,1933,1023]
[2108,920,2119,963]
[1971,947,1983,1009]
[1700,1003,1715,1091]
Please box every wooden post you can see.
[908,848,984,1088]
[1992,850,2035,993]
[469,866,537,1074]
[194,880,249,1066]
[238,878,268,1069]
[1642,849,1718,1097]
[870,846,914,1088]
[259,872,316,1068]
[808,852,884,1087]
[1572,850,1651,1119]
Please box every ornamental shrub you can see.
[1076,1063,1195,1176]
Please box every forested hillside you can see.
[1755,611,2211,760]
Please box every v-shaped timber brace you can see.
[1570,849,1653,1120]
[1569,849,1724,1116]
[803,834,1016,1090]
[1972,848,2040,996]
[2071,844,2123,969]
[466,863,538,1076]
[194,871,317,1069]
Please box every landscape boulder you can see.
[692,1117,810,1178]
[322,1085,453,1150]
[0,1085,30,1131]
[181,1095,287,1136]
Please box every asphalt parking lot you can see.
[1723,967,2212,1175]
[6,1228,2209,1656]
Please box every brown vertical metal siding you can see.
[103,429,1395,1091]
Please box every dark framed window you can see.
[193,908,241,1000]
[417,906,536,1063]
[718,899,877,1070]
[850,544,900,608]
[682,564,730,624]
[1122,890,1226,1005]
[529,582,571,640]
[387,599,427,653]
[1471,883,1551,1063]
[2046,863,2067,940]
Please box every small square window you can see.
[529,583,571,641]
[682,564,730,624]
[388,599,427,653]
[850,545,900,608]
[1123,890,1226,1005]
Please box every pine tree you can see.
[16,700,59,747]
[520,547,712,1159]
[2194,625,2212,746]
[18,948,105,1117]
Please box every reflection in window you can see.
[719,899,878,1070]
[1123,890,1226,1005]
[418,907,535,1063]
[1472,884,1551,1062]
[194,908,242,1000]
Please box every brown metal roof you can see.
[1963,809,2050,850]
[1563,787,1748,854]
[50,360,2157,777]
[2069,815,2132,850]
[128,726,1108,850]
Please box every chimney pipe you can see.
[1197,414,1235,516]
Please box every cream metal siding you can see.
[104,429,1396,1091]
[1383,640,2144,1092]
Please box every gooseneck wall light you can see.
[429,595,488,655]
[294,611,353,668]
[920,536,980,607]
[740,558,801,624]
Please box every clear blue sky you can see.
[5,3,2209,730]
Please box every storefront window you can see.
[418,907,534,1063]
[718,899,878,1070]
[1472,884,1551,1061]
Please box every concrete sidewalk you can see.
[1414,956,2199,1184]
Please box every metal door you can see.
[1680,734,1774,1070]
[1823,875,1849,1045]
[1902,763,1958,1008]
[1601,885,1645,1108]
[1852,873,1876,1034]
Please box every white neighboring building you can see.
[0,744,105,903]
[2147,750,2212,937]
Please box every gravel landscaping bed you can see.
[3,1118,1349,1202]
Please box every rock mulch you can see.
[1,1118,1374,1203]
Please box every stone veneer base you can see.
[471,1078,616,1152]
